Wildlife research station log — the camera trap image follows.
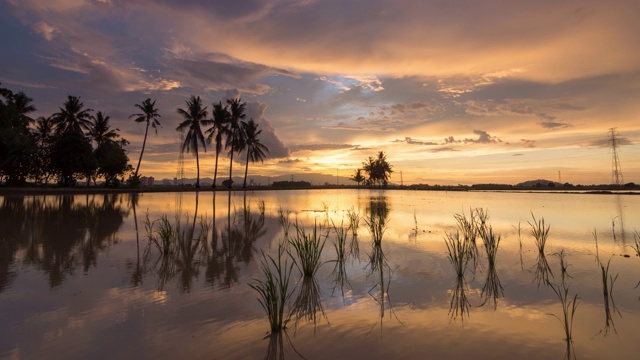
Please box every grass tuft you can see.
[249,243,296,333]
[529,212,550,254]
[289,221,327,277]
[549,282,579,342]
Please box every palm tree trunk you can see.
[242,150,250,189]
[135,122,150,177]
[195,147,200,188]
[228,133,235,189]
[212,145,220,189]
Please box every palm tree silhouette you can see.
[241,118,269,189]
[87,111,119,145]
[224,98,247,189]
[129,98,161,178]
[205,101,230,189]
[34,116,54,147]
[176,95,212,189]
[53,95,93,134]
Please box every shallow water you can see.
[1,189,639,359]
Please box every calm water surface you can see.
[1,190,639,359]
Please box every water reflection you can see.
[0,194,127,291]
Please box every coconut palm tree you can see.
[53,95,93,134]
[240,118,269,189]
[87,111,120,145]
[224,98,247,189]
[176,95,211,189]
[205,101,230,189]
[34,116,54,147]
[129,98,161,178]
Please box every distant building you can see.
[140,176,154,187]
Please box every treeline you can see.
[0,85,130,187]
[350,151,393,188]
[0,84,270,189]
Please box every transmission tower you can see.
[608,128,623,186]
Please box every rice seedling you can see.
[277,207,292,238]
[534,251,554,287]
[449,275,471,321]
[445,231,470,278]
[346,207,360,238]
[529,212,550,254]
[513,221,524,270]
[482,226,500,268]
[289,221,327,277]
[145,213,179,255]
[258,199,266,216]
[331,219,348,263]
[593,228,600,262]
[556,249,573,284]
[549,282,579,342]
[597,257,620,336]
[630,230,640,257]
[480,226,504,309]
[249,243,296,333]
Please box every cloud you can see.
[539,121,572,129]
[289,143,356,152]
[278,158,303,164]
[392,137,438,146]
[520,139,536,148]
[588,136,633,148]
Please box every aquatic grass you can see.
[529,212,550,254]
[249,243,296,333]
[513,221,524,270]
[597,257,620,335]
[556,249,573,284]
[331,219,348,263]
[480,226,503,308]
[365,210,386,247]
[289,221,327,277]
[277,207,292,238]
[534,251,554,287]
[258,199,266,216]
[445,231,470,278]
[145,213,179,255]
[482,226,500,268]
[630,230,640,257]
[290,276,327,330]
[449,275,471,321]
[346,207,361,257]
[549,282,579,342]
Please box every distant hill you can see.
[516,179,563,188]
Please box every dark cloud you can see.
[539,121,571,129]
[392,137,438,146]
[278,158,303,164]
[588,136,633,148]
[520,139,536,148]
[463,129,501,144]
[430,147,460,153]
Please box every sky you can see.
[1,0,639,185]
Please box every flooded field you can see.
[1,189,639,359]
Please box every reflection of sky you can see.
[2,1,640,184]
[1,190,640,359]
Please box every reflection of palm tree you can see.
[225,98,247,189]
[53,95,93,134]
[206,101,230,189]
[176,95,212,189]
[129,98,161,178]
[241,118,269,189]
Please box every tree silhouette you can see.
[87,111,119,145]
[205,101,230,189]
[350,168,365,188]
[176,95,212,189]
[224,98,247,189]
[241,118,269,189]
[129,98,161,178]
[362,151,393,188]
[53,95,93,134]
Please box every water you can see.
[1,190,639,359]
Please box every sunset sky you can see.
[1,0,639,185]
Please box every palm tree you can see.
[176,95,211,189]
[240,118,269,189]
[53,95,93,134]
[34,116,55,147]
[205,101,230,189]
[224,98,247,189]
[350,168,365,188]
[129,98,161,178]
[87,111,120,145]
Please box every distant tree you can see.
[362,151,393,188]
[350,168,365,188]
[53,95,93,134]
[51,130,97,187]
[176,95,211,189]
[224,98,247,189]
[205,101,230,189]
[0,86,37,184]
[240,118,269,189]
[32,116,56,183]
[129,98,161,178]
